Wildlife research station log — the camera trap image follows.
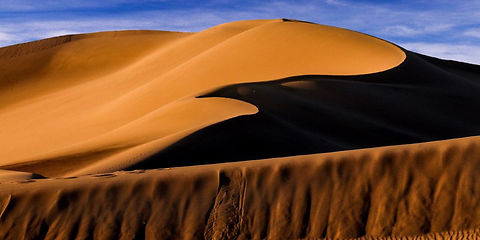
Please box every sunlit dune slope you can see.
[0,30,192,106]
[0,19,406,176]
[1,136,480,239]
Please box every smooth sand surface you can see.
[0,19,405,177]
[1,136,480,239]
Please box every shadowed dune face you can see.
[0,19,405,176]
[128,51,480,170]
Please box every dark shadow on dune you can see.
[281,18,316,24]
[128,50,480,170]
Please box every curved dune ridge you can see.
[0,19,405,176]
[1,18,480,239]
[134,51,480,170]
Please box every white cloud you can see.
[0,0,132,11]
[324,0,347,6]
[381,24,454,37]
[465,28,480,39]
[400,42,480,65]
[0,32,17,46]
[382,25,421,37]
[428,24,453,32]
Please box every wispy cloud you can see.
[0,0,133,11]
[382,25,422,37]
[401,42,480,64]
[381,24,454,37]
[0,32,16,44]
[465,28,480,39]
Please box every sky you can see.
[0,0,479,64]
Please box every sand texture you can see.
[1,18,480,239]
[1,136,480,239]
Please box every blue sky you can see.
[0,0,479,64]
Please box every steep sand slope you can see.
[1,136,480,239]
[0,19,405,177]
[123,51,480,171]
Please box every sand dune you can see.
[0,30,191,107]
[127,50,480,170]
[1,136,480,239]
[1,18,480,239]
[0,19,405,176]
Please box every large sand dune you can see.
[1,18,480,239]
[0,19,405,177]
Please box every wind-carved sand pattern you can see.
[0,19,479,239]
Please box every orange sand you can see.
[4,18,477,240]
[0,136,479,239]
[0,19,405,177]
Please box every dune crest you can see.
[0,19,405,176]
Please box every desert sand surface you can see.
[1,18,480,239]
[1,136,480,239]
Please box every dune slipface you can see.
[0,19,480,239]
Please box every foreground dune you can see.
[1,136,480,239]
[1,18,480,239]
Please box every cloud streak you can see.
[401,42,480,64]
[465,28,480,39]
